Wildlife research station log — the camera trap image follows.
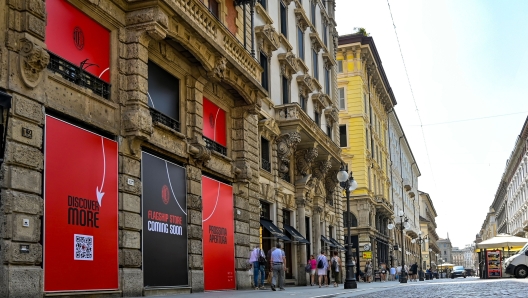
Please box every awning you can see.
[283,224,310,244]
[260,219,291,241]
[330,237,347,251]
[321,235,335,247]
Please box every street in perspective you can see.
[1,0,528,297]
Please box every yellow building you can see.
[337,34,397,269]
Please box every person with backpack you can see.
[316,250,328,288]
[248,245,267,290]
[330,251,341,287]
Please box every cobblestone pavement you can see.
[339,278,528,298]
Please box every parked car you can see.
[450,266,467,278]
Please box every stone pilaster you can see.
[186,165,204,292]
[296,198,308,286]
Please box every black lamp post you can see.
[337,163,358,289]
[388,210,410,283]
[411,231,429,281]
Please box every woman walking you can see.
[316,250,329,287]
[330,251,341,287]
[308,255,317,286]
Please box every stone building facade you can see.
[419,191,439,270]
[336,33,397,271]
[0,0,343,297]
[437,236,453,264]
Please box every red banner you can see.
[203,98,226,146]
[44,116,118,292]
[46,0,111,82]
[202,177,235,290]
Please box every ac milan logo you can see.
[73,27,84,50]
[209,114,215,128]
[162,185,170,205]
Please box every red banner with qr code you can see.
[44,116,118,292]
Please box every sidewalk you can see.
[135,280,406,298]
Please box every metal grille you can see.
[203,136,227,156]
[47,52,111,99]
[261,158,271,172]
[150,108,180,132]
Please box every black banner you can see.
[142,152,188,287]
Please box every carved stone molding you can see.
[259,118,281,140]
[188,136,211,167]
[324,170,339,202]
[275,132,301,173]
[295,148,318,176]
[311,93,330,111]
[296,197,306,207]
[255,24,281,56]
[313,206,323,214]
[19,38,49,88]
[324,105,339,124]
[209,56,228,81]
[296,74,315,97]
[322,52,336,67]
[309,32,325,53]
[294,8,310,32]
[312,160,332,181]
[278,51,300,79]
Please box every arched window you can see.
[343,211,358,227]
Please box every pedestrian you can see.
[396,265,402,281]
[248,245,267,290]
[380,262,387,282]
[308,255,317,286]
[266,246,276,287]
[316,250,329,287]
[330,251,341,287]
[365,261,373,283]
[390,266,396,281]
[270,243,286,291]
[410,262,418,282]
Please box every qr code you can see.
[74,234,93,261]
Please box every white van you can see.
[504,242,528,278]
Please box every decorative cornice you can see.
[324,105,339,124]
[322,52,336,67]
[311,93,330,111]
[277,51,300,79]
[294,8,311,32]
[296,74,315,97]
[309,32,326,53]
[255,24,280,55]
[296,57,309,74]
[258,118,281,140]
[255,3,273,25]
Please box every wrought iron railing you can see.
[203,136,227,156]
[150,108,180,132]
[261,158,271,172]
[280,171,290,183]
[47,52,111,99]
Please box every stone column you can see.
[313,206,323,254]
[296,198,308,286]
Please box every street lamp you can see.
[337,163,358,289]
[411,231,429,281]
[429,248,433,273]
[388,210,410,283]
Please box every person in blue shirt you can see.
[270,243,286,291]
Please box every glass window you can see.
[209,0,219,18]
[148,61,180,123]
[327,125,332,139]
[338,87,345,109]
[258,0,267,9]
[323,24,328,47]
[280,2,287,37]
[314,111,320,126]
[260,52,269,91]
[312,49,318,79]
[298,27,304,61]
[300,95,306,111]
[311,2,316,26]
[339,125,347,147]
[261,137,271,172]
[282,76,289,104]
[325,68,330,95]
[337,60,343,73]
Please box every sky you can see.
[336,0,528,248]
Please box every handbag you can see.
[305,263,312,273]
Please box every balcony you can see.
[150,108,180,132]
[203,136,227,156]
[47,51,111,99]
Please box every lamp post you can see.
[429,248,433,273]
[337,164,358,289]
[411,231,429,281]
[388,210,410,283]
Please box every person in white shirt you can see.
[396,265,402,281]
[248,245,266,290]
[389,266,396,281]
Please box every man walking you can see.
[270,243,286,291]
[248,245,266,290]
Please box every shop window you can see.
[280,1,288,37]
[260,201,271,219]
[261,137,271,172]
[148,61,181,132]
[45,0,111,98]
[339,125,347,147]
[203,97,227,155]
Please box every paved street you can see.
[135,277,528,298]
